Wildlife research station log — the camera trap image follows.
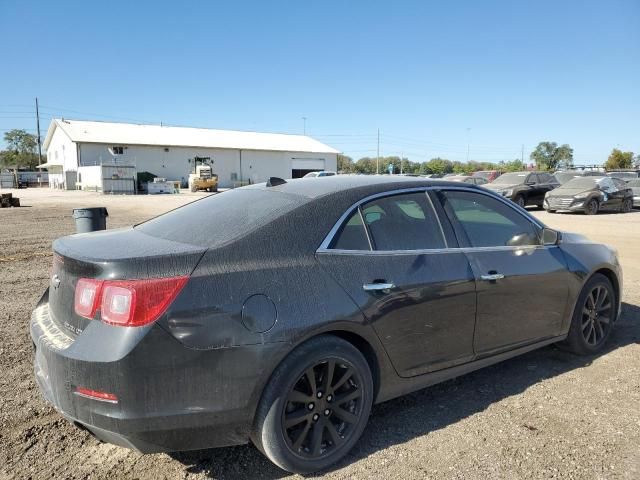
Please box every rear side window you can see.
[329,210,369,250]
[136,189,303,248]
[361,193,445,250]
[440,191,540,248]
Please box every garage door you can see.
[291,158,326,178]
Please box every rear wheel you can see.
[252,336,373,474]
[564,274,616,355]
[584,198,599,215]
[514,194,526,208]
[621,198,633,213]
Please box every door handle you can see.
[363,282,395,291]
[481,273,505,281]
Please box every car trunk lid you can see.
[48,227,206,338]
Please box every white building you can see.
[41,119,339,191]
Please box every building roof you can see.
[43,119,340,154]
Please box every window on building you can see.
[112,146,124,155]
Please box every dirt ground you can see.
[1,188,639,480]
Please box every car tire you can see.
[563,273,616,355]
[621,198,633,213]
[584,198,599,215]
[252,335,374,474]
[514,194,526,208]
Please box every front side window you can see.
[440,190,540,248]
[361,193,445,250]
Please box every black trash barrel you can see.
[72,207,108,233]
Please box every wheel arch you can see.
[249,324,387,431]
[593,267,620,307]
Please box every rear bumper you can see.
[31,292,283,453]
[633,196,640,207]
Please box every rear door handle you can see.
[481,273,505,281]
[363,282,395,291]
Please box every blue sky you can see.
[1,0,638,165]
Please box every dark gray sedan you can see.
[31,176,622,473]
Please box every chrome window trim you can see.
[316,185,546,254]
[357,206,374,250]
[318,244,556,257]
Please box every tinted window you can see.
[329,209,369,250]
[612,178,626,190]
[441,191,540,247]
[361,193,445,250]
[136,189,303,247]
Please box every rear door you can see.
[606,178,627,210]
[317,190,477,377]
[435,189,570,355]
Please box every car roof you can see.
[244,175,479,200]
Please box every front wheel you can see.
[564,273,616,355]
[584,198,599,215]
[513,194,526,208]
[252,336,373,474]
[621,198,633,213]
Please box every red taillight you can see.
[74,278,104,319]
[74,276,188,327]
[74,386,118,403]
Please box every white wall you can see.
[46,127,78,189]
[77,165,102,191]
[76,143,338,188]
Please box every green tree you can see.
[604,148,634,170]
[498,159,526,172]
[1,129,39,170]
[422,157,453,175]
[530,142,573,171]
[337,154,354,173]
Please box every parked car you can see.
[544,176,634,214]
[32,176,622,474]
[472,170,501,182]
[446,175,488,185]
[624,178,640,207]
[303,170,336,178]
[484,171,559,208]
[553,170,602,185]
[606,170,640,182]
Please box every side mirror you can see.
[542,227,561,246]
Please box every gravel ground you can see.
[1,188,639,480]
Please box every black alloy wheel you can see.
[585,198,599,215]
[580,285,613,347]
[514,195,526,208]
[621,198,633,213]
[564,273,615,355]
[282,359,364,459]
[252,336,373,474]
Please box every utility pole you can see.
[376,128,380,174]
[466,127,471,163]
[521,144,524,163]
[302,117,307,135]
[35,97,42,167]
[400,151,403,175]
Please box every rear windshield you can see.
[136,188,304,247]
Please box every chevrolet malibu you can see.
[32,176,622,473]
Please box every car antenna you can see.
[266,177,287,187]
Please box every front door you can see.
[436,189,570,354]
[317,191,477,377]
